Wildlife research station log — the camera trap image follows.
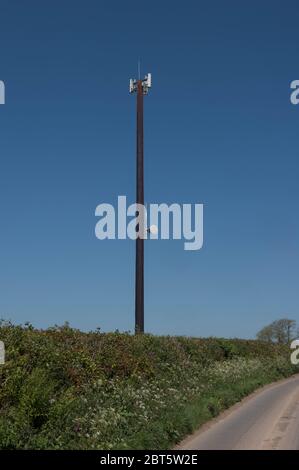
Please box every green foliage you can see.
[0,321,296,449]
[256,318,297,344]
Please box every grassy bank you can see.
[0,321,296,449]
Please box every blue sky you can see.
[0,0,298,338]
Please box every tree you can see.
[256,318,297,344]
[256,325,274,343]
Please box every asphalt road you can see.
[179,375,299,450]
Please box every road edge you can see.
[175,373,299,450]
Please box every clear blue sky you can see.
[0,0,298,338]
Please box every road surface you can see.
[179,375,299,450]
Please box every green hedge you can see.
[0,321,296,449]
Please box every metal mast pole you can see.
[135,80,144,334]
[129,73,151,334]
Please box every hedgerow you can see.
[0,321,296,449]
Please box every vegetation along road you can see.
[0,322,297,449]
[179,375,299,450]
